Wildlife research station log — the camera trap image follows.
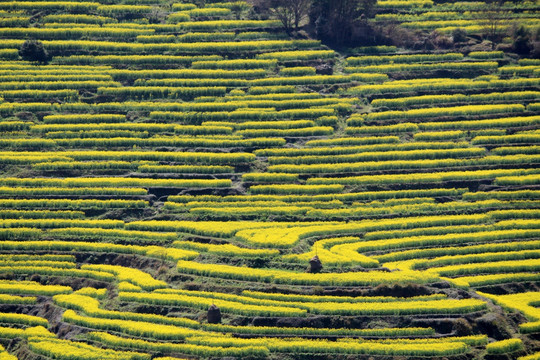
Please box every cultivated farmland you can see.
[0,0,539,359]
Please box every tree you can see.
[512,24,532,55]
[147,6,167,24]
[481,1,510,49]
[230,2,250,19]
[288,0,312,30]
[309,0,376,46]
[19,40,49,63]
[253,0,312,33]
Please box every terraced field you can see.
[0,0,539,359]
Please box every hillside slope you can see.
[0,0,539,359]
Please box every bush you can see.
[452,28,467,43]
[19,40,49,63]
[453,318,473,336]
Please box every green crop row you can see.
[348,77,540,95]
[28,337,149,360]
[364,104,525,121]
[346,52,463,65]
[97,86,226,100]
[51,136,285,148]
[345,61,497,74]
[0,186,146,196]
[0,209,84,220]
[0,199,147,210]
[53,54,222,65]
[268,147,485,165]
[0,176,232,188]
[371,91,540,108]
[307,168,540,185]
